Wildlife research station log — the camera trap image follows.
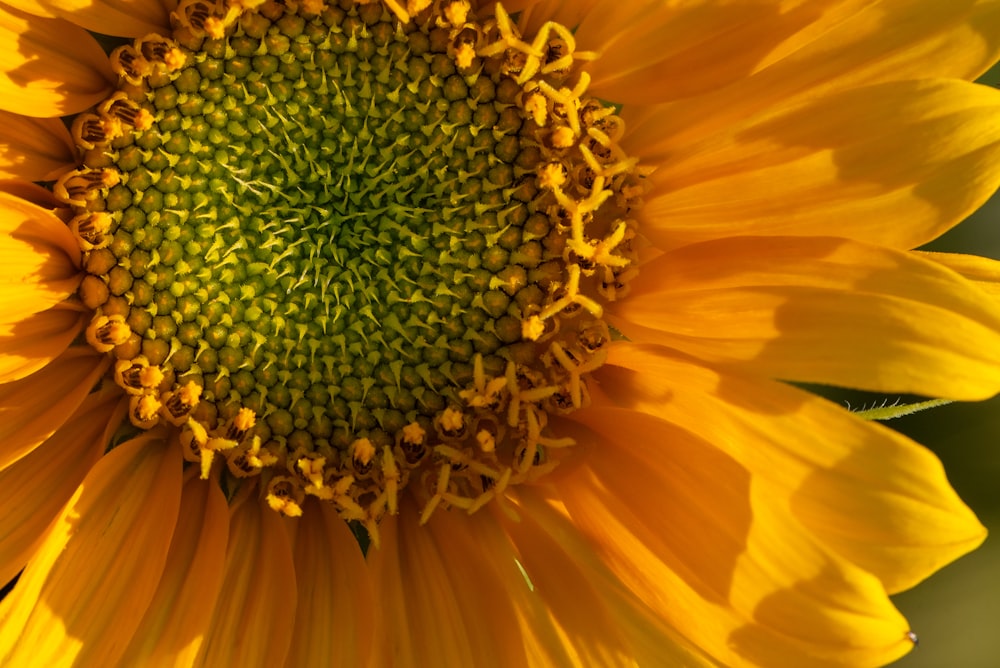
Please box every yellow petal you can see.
[370,501,573,667]
[918,250,1000,300]
[592,0,1000,105]
[195,494,296,668]
[629,79,1000,252]
[599,342,987,594]
[286,501,373,668]
[0,190,81,321]
[502,490,715,668]
[0,386,122,586]
[563,408,914,667]
[118,471,230,667]
[0,109,76,180]
[2,0,172,36]
[0,432,182,667]
[0,347,110,470]
[0,4,114,117]
[580,0,852,104]
[611,235,1000,399]
[0,305,86,383]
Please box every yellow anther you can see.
[110,44,153,83]
[161,381,201,425]
[203,17,225,39]
[233,407,255,432]
[352,437,376,466]
[163,47,187,70]
[567,221,631,269]
[443,0,470,26]
[434,444,501,479]
[69,212,113,251]
[332,475,355,498]
[476,429,496,453]
[181,381,203,403]
[538,162,566,190]
[578,141,639,180]
[140,365,164,388]
[440,492,475,510]
[440,407,465,433]
[549,126,576,149]
[129,394,161,429]
[198,450,216,479]
[521,315,546,341]
[459,355,508,408]
[419,494,443,525]
[71,113,117,151]
[205,436,238,452]
[454,42,476,69]
[381,0,410,22]
[86,314,131,353]
[419,461,452,525]
[401,422,426,445]
[434,464,451,494]
[382,446,400,515]
[297,455,327,489]
[538,265,603,321]
[226,436,274,477]
[479,3,542,60]
[523,91,547,127]
[363,518,382,550]
[54,168,120,206]
[115,357,164,394]
[184,418,209,449]
[469,467,513,515]
[408,0,432,15]
[266,477,305,517]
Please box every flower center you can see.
[59,0,641,541]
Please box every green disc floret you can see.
[101,4,546,447]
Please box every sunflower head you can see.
[55,0,643,540]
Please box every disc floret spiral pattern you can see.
[59,0,643,543]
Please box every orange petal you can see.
[0,190,82,321]
[0,178,61,208]
[562,407,914,667]
[629,79,1000,252]
[0,4,114,117]
[118,471,230,667]
[0,347,110,470]
[2,0,172,37]
[0,109,76,180]
[195,494,297,668]
[0,304,86,383]
[599,342,987,594]
[0,432,182,667]
[286,502,373,668]
[369,508,481,667]
[0,386,122,587]
[514,0,602,36]
[369,502,543,667]
[611,235,1000,399]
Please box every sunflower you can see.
[2,0,1000,665]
